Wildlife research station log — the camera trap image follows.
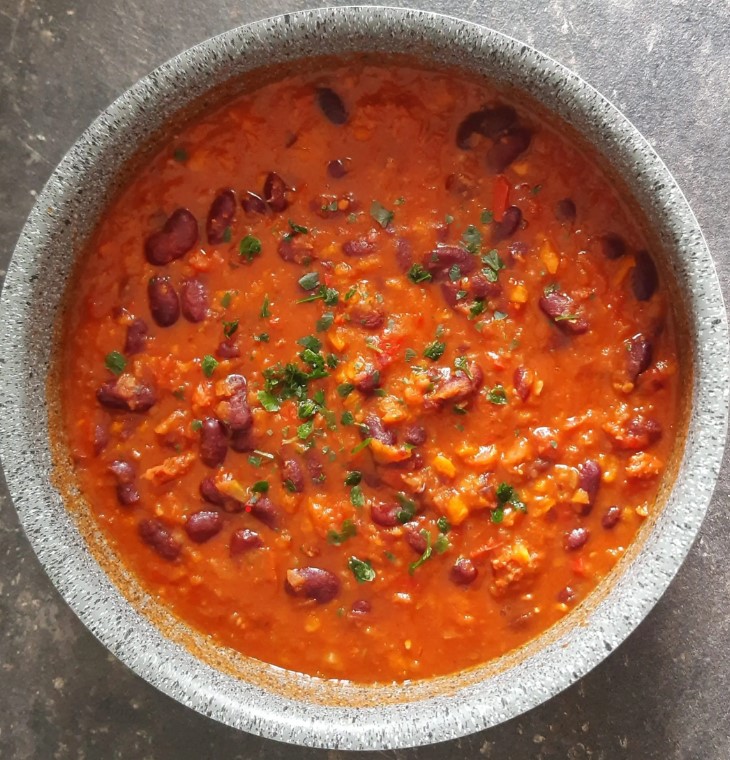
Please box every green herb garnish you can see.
[423,340,446,361]
[201,355,219,378]
[239,235,262,262]
[327,519,357,545]
[370,200,394,229]
[104,351,126,376]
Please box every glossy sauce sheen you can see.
[61,62,679,682]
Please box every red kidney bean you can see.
[395,239,413,272]
[577,460,601,514]
[486,127,532,173]
[626,333,653,381]
[424,362,484,409]
[343,237,376,257]
[281,455,305,493]
[242,190,267,215]
[555,198,576,223]
[230,528,264,556]
[327,158,351,178]
[199,476,226,506]
[632,250,658,301]
[445,172,477,199]
[456,105,516,149]
[600,232,626,259]
[350,303,385,330]
[539,291,589,335]
[179,278,208,323]
[278,238,314,265]
[370,501,400,527]
[491,206,522,243]
[230,428,255,453]
[450,557,478,585]
[109,460,139,506]
[93,416,110,455]
[247,495,279,530]
[199,417,228,467]
[144,208,198,265]
[206,189,236,244]
[139,518,181,560]
[304,450,325,484]
[403,423,427,446]
[628,416,662,446]
[116,483,140,506]
[387,451,425,472]
[425,246,477,276]
[185,510,223,543]
[216,339,240,359]
[440,281,461,310]
[223,374,252,432]
[362,413,396,445]
[513,366,531,401]
[602,505,622,530]
[285,567,340,603]
[316,87,348,125]
[470,273,501,299]
[557,586,576,604]
[148,276,180,327]
[350,599,371,616]
[263,171,289,212]
[96,378,156,412]
[353,365,381,393]
[404,523,428,554]
[564,527,590,551]
[124,318,148,354]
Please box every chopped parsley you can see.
[448,264,462,282]
[316,312,334,332]
[493,310,508,320]
[434,534,450,554]
[404,347,417,362]
[487,384,508,405]
[423,340,446,361]
[298,271,320,291]
[395,492,416,523]
[408,263,432,284]
[297,285,339,305]
[251,480,269,494]
[437,516,450,534]
[248,455,263,467]
[201,355,219,378]
[288,220,309,235]
[191,419,202,432]
[544,282,559,296]
[469,299,486,319]
[349,556,376,583]
[222,319,239,338]
[254,333,269,342]
[454,356,472,378]
[492,482,527,523]
[327,519,357,545]
[239,235,262,262]
[350,484,365,508]
[104,351,125,376]
[394,196,406,206]
[480,209,494,224]
[445,214,454,225]
[462,224,482,254]
[297,420,315,440]
[481,249,505,282]
[257,391,280,412]
[344,470,362,486]
[370,200,394,229]
[221,291,233,308]
[337,383,355,398]
[409,530,432,575]
[260,294,271,318]
[351,437,372,455]
[341,411,355,426]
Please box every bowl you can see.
[0,6,727,751]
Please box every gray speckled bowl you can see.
[0,6,727,751]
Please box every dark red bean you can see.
[350,303,385,330]
[93,417,110,455]
[577,460,601,514]
[539,291,589,335]
[285,567,340,603]
[278,238,314,265]
[247,495,279,530]
[200,476,226,506]
[230,528,264,556]
[404,523,428,554]
[242,191,267,215]
[557,586,576,604]
[424,246,477,276]
[139,518,181,560]
[316,87,348,125]
[199,417,228,468]
[362,413,396,445]
[223,374,252,432]
[353,365,381,393]
[555,198,576,223]
[491,206,522,243]
[124,318,148,354]
[179,278,208,323]
[626,333,653,382]
[445,172,477,199]
[230,428,255,452]
[470,273,501,299]
[602,506,622,529]
[486,127,532,173]
[440,281,461,310]
[327,158,350,178]
[396,239,413,272]
[116,483,140,506]
[600,232,626,260]
[216,339,240,359]
[185,510,223,543]
[513,366,531,401]
[370,501,400,527]
[450,557,478,585]
[424,362,484,410]
[109,459,135,484]
[456,105,517,149]
[343,237,376,257]
[144,208,198,265]
[350,599,371,616]
[565,527,590,551]
[627,416,663,446]
[304,450,325,484]
[96,378,156,413]
[281,455,305,493]
[206,189,236,244]
[263,172,289,212]
[403,423,427,446]
[148,276,180,327]
[632,250,658,301]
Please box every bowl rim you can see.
[0,5,728,751]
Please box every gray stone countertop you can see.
[1,1,728,758]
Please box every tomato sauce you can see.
[59,60,680,682]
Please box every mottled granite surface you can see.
[1,1,729,758]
